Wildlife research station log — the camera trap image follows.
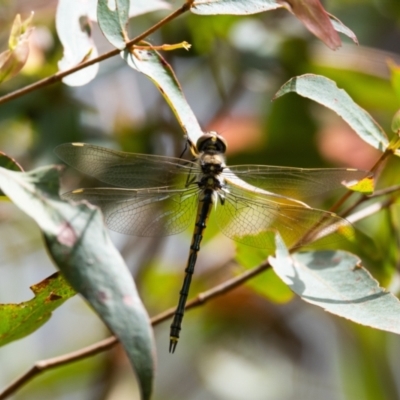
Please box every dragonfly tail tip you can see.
[169,337,178,353]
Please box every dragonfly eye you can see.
[196,131,227,154]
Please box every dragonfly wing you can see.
[225,166,370,201]
[62,186,200,236]
[55,143,198,188]
[216,186,351,250]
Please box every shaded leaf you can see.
[282,0,341,50]
[0,165,155,400]
[0,13,33,84]
[122,46,203,143]
[56,0,99,86]
[0,152,23,172]
[97,0,130,49]
[0,273,75,347]
[236,243,293,303]
[0,152,23,196]
[274,74,391,154]
[269,235,400,335]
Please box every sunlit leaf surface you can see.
[269,235,400,335]
[122,47,203,143]
[56,0,99,86]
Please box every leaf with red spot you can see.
[0,165,155,400]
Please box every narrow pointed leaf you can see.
[0,165,155,400]
[122,47,203,143]
[329,14,358,44]
[0,273,75,347]
[97,0,130,49]
[283,0,341,50]
[269,235,400,334]
[56,0,99,86]
[274,74,390,154]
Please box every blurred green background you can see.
[1,0,400,399]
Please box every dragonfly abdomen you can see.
[169,188,214,353]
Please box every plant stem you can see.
[0,0,194,106]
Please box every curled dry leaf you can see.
[0,13,34,84]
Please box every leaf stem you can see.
[0,0,194,106]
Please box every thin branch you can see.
[345,198,394,225]
[0,0,194,106]
[0,259,270,400]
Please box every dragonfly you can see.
[55,132,369,353]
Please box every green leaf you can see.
[392,109,400,133]
[274,74,390,154]
[122,47,204,143]
[97,0,130,49]
[0,165,155,400]
[0,273,75,347]
[269,235,400,335]
[56,0,99,86]
[0,152,23,172]
[342,174,374,195]
[0,151,23,196]
[236,243,293,303]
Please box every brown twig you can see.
[0,0,195,106]
[0,258,270,400]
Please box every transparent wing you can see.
[216,185,351,250]
[62,186,200,236]
[55,143,199,188]
[225,166,370,201]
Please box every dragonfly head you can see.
[196,131,227,155]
